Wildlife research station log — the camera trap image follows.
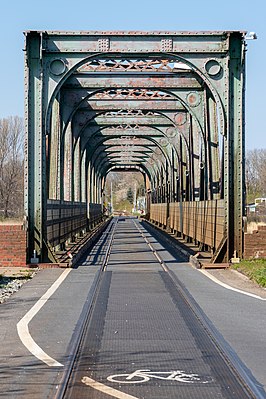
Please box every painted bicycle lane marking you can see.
[199,269,266,301]
[106,369,213,384]
[17,269,72,367]
[81,368,213,397]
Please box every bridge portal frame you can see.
[24,30,246,262]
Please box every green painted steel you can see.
[24,31,246,262]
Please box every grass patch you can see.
[232,259,266,287]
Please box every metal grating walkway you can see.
[65,218,254,398]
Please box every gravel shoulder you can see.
[0,267,38,303]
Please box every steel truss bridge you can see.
[24,30,246,263]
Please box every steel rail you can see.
[54,217,118,399]
[102,218,118,271]
[55,217,260,399]
[132,218,168,272]
[132,218,261,399]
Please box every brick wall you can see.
[1,223,265,265]
[0,225,27,267]
[244,225,266,259]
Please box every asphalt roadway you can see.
[0,217,265,398]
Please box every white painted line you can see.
[17,268,72,367]
[199,269,266,301]
[81,376,139,399]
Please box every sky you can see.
[0,0,265,150]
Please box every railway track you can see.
[54,216,260,399]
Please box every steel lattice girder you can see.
[24,30,246,262]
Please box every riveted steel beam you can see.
[41,31,231,54]
[24,31,47,261]
[64,74,202,90]
[75,100,184,110]
[224,32,245,261]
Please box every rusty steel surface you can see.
[24,31,246,263]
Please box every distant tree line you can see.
[0,116,24,218]
[245,148,266,204]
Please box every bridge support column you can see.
[81,150,87,203]
[63,124,73,201]
[73,137,81,201]
[24,32,47,262]
[49,97,61,200]
[226,32,245,261]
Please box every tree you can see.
[127,187,134,204]
[245,148,266,203]
[0,116,24,218]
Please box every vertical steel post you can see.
[48,97,60,199]
[63,124,72,201]
[73,137,81,201]
[111,181,113,213]
[81,149,86,202]
[25,31,47,261]
[227,32,245,260]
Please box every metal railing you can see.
[150,200,225,251]
[47,200,87,247]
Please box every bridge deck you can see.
[0,217,265,398]
[65,218,260,398]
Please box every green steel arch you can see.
[24,30,246,263]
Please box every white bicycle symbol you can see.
[107,369,213,384]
